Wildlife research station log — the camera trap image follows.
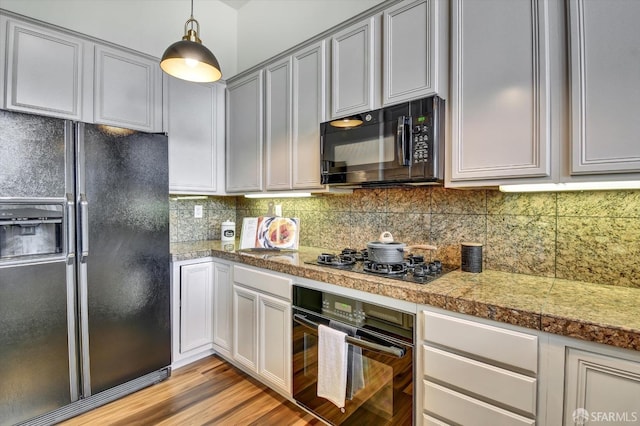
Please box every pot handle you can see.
[404,244,437,251]
[379,231,394,243]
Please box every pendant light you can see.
[160,0,222,83]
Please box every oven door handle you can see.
[293,313,406,358]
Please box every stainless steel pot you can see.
[367,232,437,264]
[367,241,407,264]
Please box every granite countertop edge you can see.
[171,241,640,352]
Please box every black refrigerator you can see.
[0,109,171,425]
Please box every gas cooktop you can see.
[306,248,457,285]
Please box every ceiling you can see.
[219,0,251,10]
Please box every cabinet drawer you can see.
[423,413,450,426]
[422,311,538,374]
[233,265,291,300]
[423,380,534,426]
[423,345,536,416]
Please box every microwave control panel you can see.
[412,119,432,164]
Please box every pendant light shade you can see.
[160,0,222,83]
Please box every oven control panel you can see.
[322,296,366,323]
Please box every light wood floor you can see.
[60,355,321,425]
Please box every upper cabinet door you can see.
[4,18,89,120]
[167,77,225,194]
[292,41,326,189]
[569,0,640,175]
[94,45,162,132]
[226,70,264,193]
[330,15,380,119]
[383,0,447,106]
[450,0,551,181]
[265,57,293,191]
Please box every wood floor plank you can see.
[60,355,318,426]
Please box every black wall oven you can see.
[320,96,444,186]
[292,285,414,425]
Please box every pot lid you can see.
[367,241,406,248]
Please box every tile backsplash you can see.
[171,188,640,288]
[170,196,236,242]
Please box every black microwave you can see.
[320,95,444,186]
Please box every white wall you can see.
[0,0,240,77]
[235,0,385,73]
[0,0,387,78]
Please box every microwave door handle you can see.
[396,116,411,166]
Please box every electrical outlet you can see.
[275,204,282,216]
[194,205,203,218]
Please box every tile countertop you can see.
[171,240,640,352]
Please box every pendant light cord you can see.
[186,0,195,32]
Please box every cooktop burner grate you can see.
[316,253,357,267]
[308,248,456,284]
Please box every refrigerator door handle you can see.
[79,194,89,261]
[66,194,75,258]
[78,256,91,398]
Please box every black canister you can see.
[461,242,483,273]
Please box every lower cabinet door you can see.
[258,293,291,395]
[180,263,213,353]
[232,285,258,372]
[212,261,232,356]
[564,348,640,425]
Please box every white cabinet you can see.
[232,284,258,371]
[330,15,380,119]
[94,44,162,132]
[180,262,213,354]
[264,42,327,191]
[227,40,327,194]
[1,11,162,132]
[330,0,448,118]
[382,0,448,106]
[418,308,538,425]
[292,41,326,189]
[166,76,226,194]
[2,15,91,120]
[226,70,264,193]
[212,261,233,358]
[543,335,640,426]
[449,0,552,182]
[447,0,640,188]
[265,57,293,190]
[564,347,640,425]
[258,293,291,393]
[232,265,292,395]
[568,0,640,175]
[171,259,231,368]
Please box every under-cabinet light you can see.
[499,181,640,192]
[170,195,209,200]
[244,192,312,199]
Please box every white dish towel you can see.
[317,324,348,410]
